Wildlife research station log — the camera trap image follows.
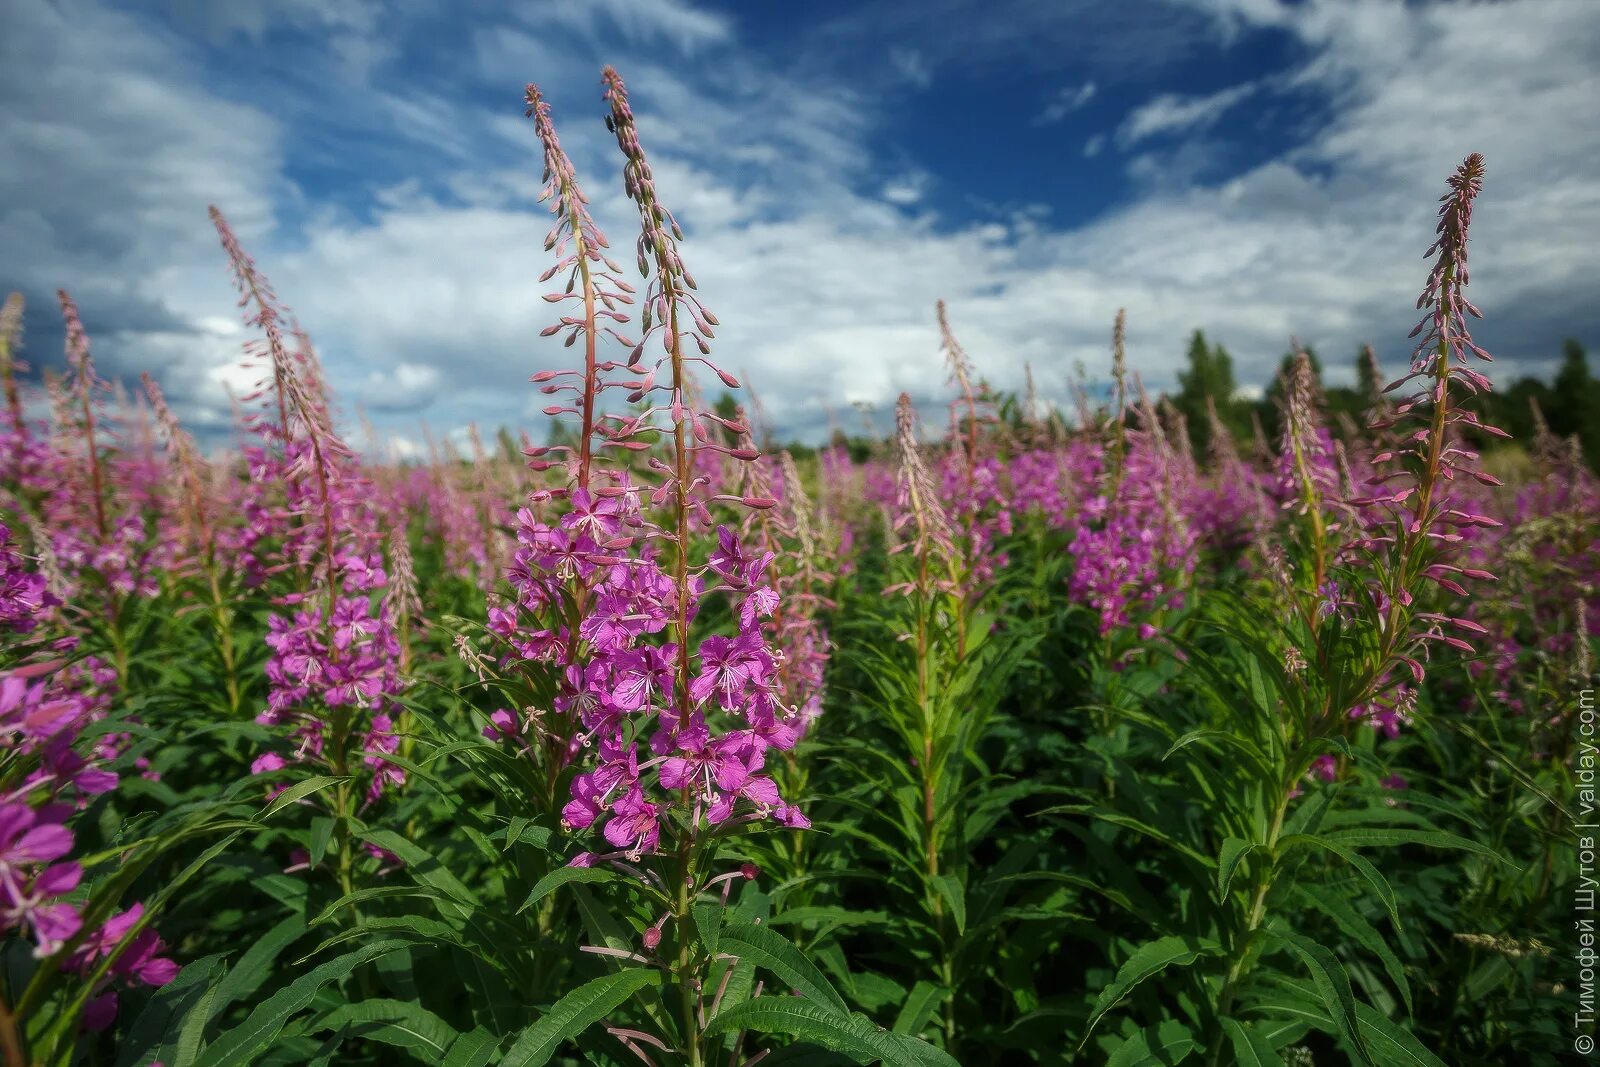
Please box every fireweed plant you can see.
[0,306,259,1065]
[211,209,407,909]
[1050,154,1519,1065]
[489,69,951,1067]
[352,73,954,1067]
[0,68,1588,1067]
[819,388,1043,1059]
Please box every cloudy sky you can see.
[3,0,1597,450]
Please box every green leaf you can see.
[172,976,223,1067]
[116,955,226,1067]
[1220,1018,1286,1067]
[262,775,350,819]
[892,980,947,1037]
[703,998,959,1067]
[719,922,850,1016]
[442,1028,499,1067]
[193,940,411,1066]
[1044,806,1218,870]
[1352,999,1447,1066]
[1320,828,1510,866]
[311,999,460,1055]
[1296,885,1411,1016]
[211,914,309,1020]
[309,817,335,866]
[1082,936,1221,1046]
[1256,978,1443,1066]
[358,829,482,908]
[309,886,460,927]
[931,874,966,936]
[693,902,722,957]
[1162,730,1270,774]
[1217,837,1257,901]
[1278,834,1399,928]
[766,906,891,933]
[500,968,663,1067]
[1106,1019,1198,1066]
[508,822,556,851]
[1273,932,1371,1066]
[516,865,618,914]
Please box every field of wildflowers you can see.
[0,71,1595,1067]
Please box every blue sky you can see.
[3,0,1597,450]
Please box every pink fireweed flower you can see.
[524,84,634,492]
[0,802,83,956]
[934,302,1012,597]
[690,633,773,712]
[602,786,661,859]
[0,658,179,1013]
[69,901,179,1030]
[499,71,811,874]
[0,522,50,632]
[212,209,405,811]
[886,394,958,599]
[1338,155,1502,724]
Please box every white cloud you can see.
[881,174,930,205]
[1035,81,1098,125]
[1116,82,1257,147]
[889,47,933,89]
[0,0,282,422]
[531,0,731,53]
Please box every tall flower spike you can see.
[1275,346,1342,621]
[0,292,24,430]
[1108,308,1129,480]
[1276,345,1337,519]
[601,66,761,519]
[523,84,634,493]
[211,207,294,447]
[140,374,210,556]
[936,300,992,478]
[1358,344,1389,417]
[57,291,110,541]
[1204,395,1240,470]
[1350,153,1502,695]
[888,394,957,596]
[602,68,719,365]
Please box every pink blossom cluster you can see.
[738,449,834,735]
[492,73,810,867]
[1346,154,1504,700]
[546,516,809,858]
[1008,444,1096,528]
[940,452,1012,590]
[1069,434,1198,637]
[0,522,50,632]
[208,209,406,805]
[10,294,176,608]
[0,664,176,1029]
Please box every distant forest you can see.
[526,331,1597,472]
[802,332,1599,471]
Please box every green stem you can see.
[676,845,702,1067]
[0,986,25,1067]
[206,563,241,716]
[1209,762,1298,1064]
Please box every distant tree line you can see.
[1167,330,1598,470]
